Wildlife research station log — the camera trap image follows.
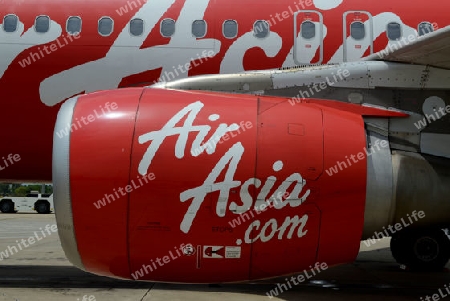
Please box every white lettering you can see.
[138,101,239,176]
[243,215,309,244]
[179,142,244,233]
[39,0,220,106]
[136,101,311,234]
[220,31,282,73]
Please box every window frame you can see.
[98,16,114,37]
[160,18,176,38]
[66,16,82,35]
[34,15,51,34]
[350,21,366,41]
[129,18,144,37]
[300,20,316,40]
[2,14,19,33]
[191,19,207,38]
[386,22,402,41]
[253,20,270,39]
[418,21,433,36]
[222,19,238,39]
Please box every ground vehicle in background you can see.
[0,191,53,214]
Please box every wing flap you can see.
[367,26,450,70]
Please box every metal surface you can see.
[364,146,450,237]
[421,133,450,158]
[52,96,85,271]
[363,131,394,239]
[152,73,273,93]
[365,25,450,70]
[151,62,450,94]
[391,151,450,227]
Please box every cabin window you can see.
[387,22,402,40]
[67,16,82,34]
[98,17,114,36]
[130,18,144,36]
[223,20,238,39]
[350,21,365,40]
[35,16,50,33]
[418,22,433,36]
[2,15,18,33]
[192,20,207,38]
[254,20,269,38]
[301,21,315,39]
[161,18,175,37]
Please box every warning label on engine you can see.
[203,246,241,259]
[225,246,241,259]
[203,246,224,258]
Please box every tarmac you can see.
[0,214,449,301]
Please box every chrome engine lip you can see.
[52,96,85,271]
[362,131,395,240]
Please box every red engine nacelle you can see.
[53,87,395,282]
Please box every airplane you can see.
[1,0,450,283]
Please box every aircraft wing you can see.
[365,26,450,70]
[152,27,450,159]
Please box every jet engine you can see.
[52,87,450,282]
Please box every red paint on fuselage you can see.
[0,0,449,181]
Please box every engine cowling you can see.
[53,87,400,282]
